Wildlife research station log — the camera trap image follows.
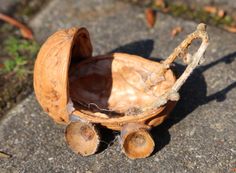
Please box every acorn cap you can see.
[121,123,154,159]
[65,121,100,156]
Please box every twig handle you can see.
[144,24,209,111]
[164,23,209,93]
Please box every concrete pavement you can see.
[0,0,235,172]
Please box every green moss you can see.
[0,24,13,33]
[223,16,234,25]
[15,0,50,18]
[1,37,39,79]
[0,0,49,117]
[20,7,36,16]
[152,2,235,28]
[169,4,188,17]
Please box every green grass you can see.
[1,37,39,78]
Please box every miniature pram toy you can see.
[34,23,209,159]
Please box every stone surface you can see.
[0,0,19,13]
[0,0,236,172]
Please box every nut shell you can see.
[34,27,92,123]
[34,27,176,128]
[34,24,209,130]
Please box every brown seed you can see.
[155,0,165,8]
[145,8,156,28]
[171,26,183,37]
[224,25,236,33]
[203,6,217,14]
[162,7,170,13]
[217,9,225,18]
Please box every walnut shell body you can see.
[34,27,176,130]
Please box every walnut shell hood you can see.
[34,27,92,123]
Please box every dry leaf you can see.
[224,25,236,33]
[145,8,156,28]
[0,13,33,40]
[171,26,183,37]
[233,15,236,21]
[155,0,165,8]
[0,151,11,158]
[162,7,170,13]
[204,6,217,14]
[217,9,225,18]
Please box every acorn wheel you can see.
[120,123,154,159]
[65,121,100,156]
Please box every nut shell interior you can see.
[70,52,176,118]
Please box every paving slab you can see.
[0,0,20,13]
[0,0,236,172]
